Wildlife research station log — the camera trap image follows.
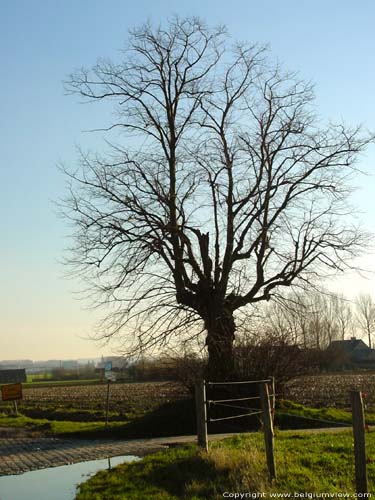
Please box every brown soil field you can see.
[284,372,375,408]
[0,381,188,416]
[2,375,374,416]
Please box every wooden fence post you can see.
[105,380,111,426]
[269,376,275,423]
[350,390,368,495]
[260,381,276,482]
[195,379,208,451]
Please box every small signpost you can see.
[104,361,113,372]
[0,383,23,415]
[1,383,22,401]
[105,371,116,382]
[104,362,115,425]
[0,370,26,416]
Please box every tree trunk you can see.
[204,307,236,381]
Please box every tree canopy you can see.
[63,17,373,379]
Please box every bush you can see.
[233,337,321,389]
[170,354,206,393]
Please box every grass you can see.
[75,431,375,499]
[24,378,102,388]
[19,404,128,422]
[26,373,53,383]
[0,398,196,439]
[277,400,375,427]
[0,398,370,440]
[0,412,126,435]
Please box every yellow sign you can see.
[1,383,23,401]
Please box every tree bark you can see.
[204,306,236,381]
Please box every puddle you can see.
[0,455,139,500]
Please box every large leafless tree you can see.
[63,18,372,379]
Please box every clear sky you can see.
[1,0,375,360]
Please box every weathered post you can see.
[195,379,208,451]
[105,380,111,426]
[269,376,275,422]
[350,390,368,495]
[260,381,276,482]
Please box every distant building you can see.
[326,337,375,369]
[0,368,27,384]
[61,360,79,369]
[0,358,101,375]
[0,360,33,369]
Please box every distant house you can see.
[326,337,375,369]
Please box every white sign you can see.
[105,371,116,382]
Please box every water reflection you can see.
[0,455,139,500]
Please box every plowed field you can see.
[284,372,375,408]
[0,381,188,417]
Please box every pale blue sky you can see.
[1,0,375,360]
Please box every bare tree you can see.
[332,293,354,340]
[245,289,353,352]
[260,296,305,346]
[356,293,375,348]
[63,17,373,380]
[292,291,331,348]
[262,291,331,349]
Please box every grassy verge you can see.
[26,374,53,383]
[1,399,374,439]
[278,400,351,426]
[0,398,196,438]
[19,406,120,422]
[0,413,126,435]
[24,379,102,388]
[75,431,375,499]
[277,400,375,427]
